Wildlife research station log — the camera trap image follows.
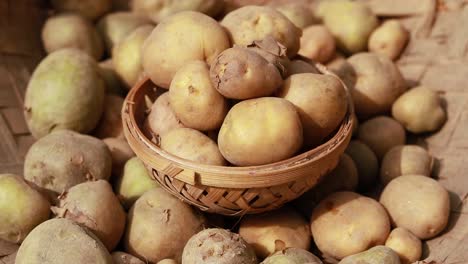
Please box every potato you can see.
[142,11,230,88]
[311,192,390,260]
[169,61,228,131]
[298,25,336,63]
[357,116,406,160]
[94,95,124,139]
[247,36,291,78]
[157,259,178,264]
[239,207,311,259]
[97,12,151,53]
[132,0,224,23]
[392,87,446,133]
[161,128,226,166]
[112,252,145,264]
[261,248,322,264]
[326,52,347,74]
[24,130,112,195]
[145,93,185,137]
[24,49,105,138]
[380,145,433,185]
[275,3,316,29]
[0,174,50,243]
[52,180,126,251]
[218,97,303,166]
[385,228,422,264]
[15,219,113,264]
[51,0,112,20]
[338,246,400,264]
[369,20,409,60]
[112,0,130,11]
[182,228,257,264]
[286,59,319,76]
[98,59,125,95]
[115,157,159,209]
[124,188,206,262]
[277,73,347,147]
[221,6,302,57]
[345,140,379,190]
[380,175,450,239]
[317,0,378,54]
[42,14,104,60]
[210,47,283,99]
[103,137,135,177]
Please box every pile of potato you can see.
[0,0,452,264]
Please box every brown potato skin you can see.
[299,25,336,63]
[94,95,124,139]
[385,227,422,264]
[145,92,185,137]
[103,137,135,177]
[286,60,319,76]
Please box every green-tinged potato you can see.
[210,47,283,99]
[97,12,151,53]
[369,20,409,60]
[345,140,379,190]
[157,259,178,264]
[98,59,125,95]
[132,0,224,23]
[338,246,400,264]
[299,25,336,63]
[380,175,450,239]
[24,49,105,138]
[357,116,406,160]
[52,180,126,251]
[218,97,303,166]
[103,137,135,177]
[311,192,390,260]
[42,14,104,60]
[124,188,206,262]
[51,0,112,20]
[318,0,378,54]
[114,157,159,209]
[277,73,347,148]
[114,25,153,88]
[142,11,230,88]
[170,61,228,131]
[221,6,302,57]
[239,207,311,259]
[145,93,185,136]
[392,87,447,133]
[182,228,257,264]
[94,95,124,139]
[15,219,113,264]
[0,174,50,243]
[275,3,316,29]
[261,248,322,264]
[286,60,319,76]
[380,145,433,185]
[112,252,145,264]
[385,228,422,264]
[24,130,112,195]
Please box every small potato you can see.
[299,25,336,63]
[277,73,347,148]
[142,11,230,88]
[275,3,316,29]
[161,128,226,166]
[51,0,111,20]
[218,97,303,166]
[239,207,311,259]
[170,61,228,131]
[286,59,319,76]
[311,192,390,260]
[210,47,283,99]
[339,246,400,264]
[261,248,322,264]
[357,116,406,160]
[98,59,125,95]
[369,20,409,61]
[103,137,135,177]
[42,14,104,60]
[380,145,433,185]
[392,87,446,133]
[345,140,379,190]
[380,175,450,240]
[145,93,185,137]
[385,228,422,264]
[94,95,124,139]
[221,6,302,57]
[112,252,145,264]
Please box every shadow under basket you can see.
[122,64,354,216]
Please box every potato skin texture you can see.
[369,20,409,61]
[338,245,401,264]
[51,0,111,20]
[261,248,323,264]
[103,137,135,177]
[145,92,185,137]
[299,25,336,63]
[380,175,450,240]
[275,3,316,29]
[111,252,145,264]
[286,60,319,76]
[385,228,422,264]
[218,97,303,166]
[142,11,230,88]
[311,192,391,260]
[94,94,125,139]
[345,140,379,190]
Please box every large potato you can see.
[380,175,450,239]
[51,0,111,20]
[142,11,230,88]
[218,97,303,166]
[338,246,400,264]
[261,248,322,264]
[221,6,301,57]
[170,61,228,131]
[385,228,422,264]
[24,49,105,138]
[277,73,347,148]
[94,95,124,139]
[345,140,379,190]
[298,25,336,63]
[369,20,409,61]
[145,93,185,136]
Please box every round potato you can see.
[111,252,145,264]
[261,248,322,264]
[345,140,379,190]
[145,93,185,137]
[142,11,230,88]
[369,20,409,60]
[299,25,336,63]
[94,95,124,139]
[170,61,228,131]
[275,3,316,29]
[380,175,450,239]
[51,0,112,20]
[311,192,391,260]
[339,246,400,264]
[218,97,303,166]
[286,59,319,76]
[277,73,347,148]
[385,228,422,264]
[103,137,135,177]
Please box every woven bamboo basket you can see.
[122,64,354,216]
